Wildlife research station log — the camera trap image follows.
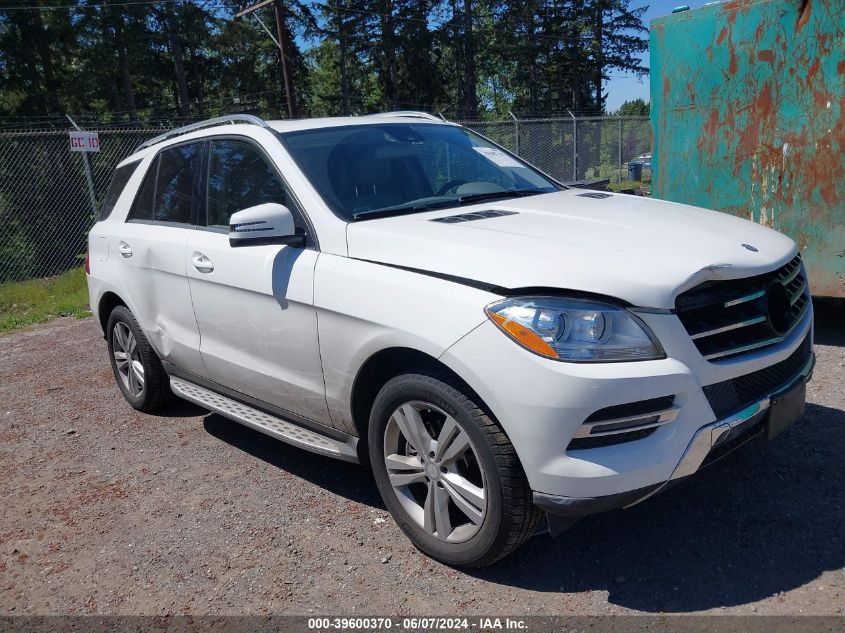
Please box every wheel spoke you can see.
[131,360,145,386]
[422,481,436,533]
[385,453,423,471]
[442,474,484,525]
[389,470,427,487]
[113,351,129,370]
[423,481,452,538]
[385,454,426,487]
[393,404,431,455]
[432,484,452,538]
[127,332,137,357]
[436,416,471,463]
[128,364,139,395]
[114,324,127,352]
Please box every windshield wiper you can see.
[456,189,545,206]
[351,189,546,221]
[351,199,457,221]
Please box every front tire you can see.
[369,367,542,568]
[106,306,171,412]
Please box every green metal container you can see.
[650,0,845,297]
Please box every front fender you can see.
[314,253,496,433]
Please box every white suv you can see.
[87,112,814,567]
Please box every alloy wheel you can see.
[383,401,487,543]
[112,321,145,397]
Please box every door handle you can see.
[118,241,132,258]
[191,252,214,273]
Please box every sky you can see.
[605,0,707,112]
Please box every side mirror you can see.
[228,203,305,248]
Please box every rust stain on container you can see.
[651,0,845,297]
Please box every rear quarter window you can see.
[99,160,140,221]
[127,155,158,222]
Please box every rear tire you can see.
[106,306,171,412]
[369,366,542,568]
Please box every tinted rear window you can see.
[99,160,139,221]
[155,143,201,224]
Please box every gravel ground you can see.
[1,303,843,616]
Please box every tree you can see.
[588,0,648,113]
[617,98,649,116]
[0,0,649,122]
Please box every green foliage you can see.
[0,267,91,333]
[607,177,650,193]
[617,98,650,116]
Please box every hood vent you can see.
[430,210,517,224]
[576,192,613,199]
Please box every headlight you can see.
[485,296,664,362]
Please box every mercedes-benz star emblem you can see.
[766,282,792,336]
[742,243,759,252]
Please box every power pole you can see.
[273,0,298,117]
[236,0,299,118]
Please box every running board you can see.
[169,377,359,463]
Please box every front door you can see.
[185,137,330,424]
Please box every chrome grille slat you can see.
[676,254,809,362]
[789,278,808,305]
[780,263,802,285]
[690,315,767,340]
[723,289,765,308]
[702,337,783,361]
[573,406,680,438]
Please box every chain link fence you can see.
[0,126,169,284]
[0,115,650,284]
[454,115,651,183]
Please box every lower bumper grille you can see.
[703,334,812,419]
[568,395,677,451]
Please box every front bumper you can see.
[440,305,814,505]
[533,350,815,518]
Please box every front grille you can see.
[675,254,810,361]
[703,334,812,419]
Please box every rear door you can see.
[115,141,205,374]
[185,136,330,423]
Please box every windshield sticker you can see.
[472,147,523,168]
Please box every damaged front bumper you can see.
[534,351,815,533]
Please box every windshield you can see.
[279,123,560,221]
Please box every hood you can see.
[345,190,797,309]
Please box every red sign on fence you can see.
[69,131,100,153]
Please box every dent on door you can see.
[115,224,204,372]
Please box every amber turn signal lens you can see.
[488,312,559,359]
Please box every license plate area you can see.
[767,379,806,440]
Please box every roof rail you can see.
[136,114,271,151]
[366,111,443,121]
